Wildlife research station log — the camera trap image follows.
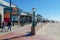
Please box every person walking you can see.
[1,22,6,32]
[7,21,12,31]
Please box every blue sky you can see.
[5,0,60,21]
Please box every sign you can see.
[21,12,27,15]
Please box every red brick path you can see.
[0,23,53,40]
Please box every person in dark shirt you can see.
[1,22,6,32]
[7,21,11,31]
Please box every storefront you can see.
[12,14,19,25]
[20,12,32,25]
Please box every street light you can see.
[31,8,36,35]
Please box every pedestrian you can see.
[7,21,12,31]
[1,22,6,32]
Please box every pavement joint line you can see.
[36,23,49,35]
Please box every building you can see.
[0,0,16,23]
[0,0,23,26]
[0,0,44,26]
[11,7,23,25]
[19,12,32,25]
[0,0,32,26]
[36,14,43,22]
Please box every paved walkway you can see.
[36,22,60,40]
[0,22,49,40]
[0,23,32,37]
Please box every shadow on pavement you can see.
[1,32,33,40]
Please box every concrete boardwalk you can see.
[37,23,60,40]
[0,23,51,40]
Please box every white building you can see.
[0,0,16,23]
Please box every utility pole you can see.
[10,0,12,22]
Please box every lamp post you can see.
[31,8,36,35]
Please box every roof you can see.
[0,0,16,7]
